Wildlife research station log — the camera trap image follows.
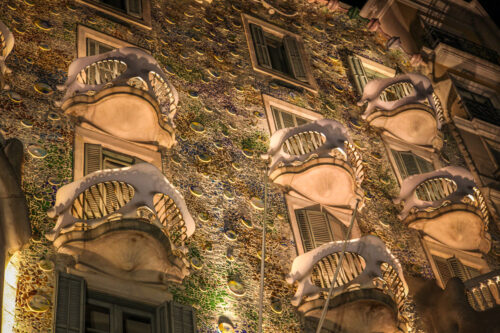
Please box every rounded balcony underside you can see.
[269,157,361,207]
[407,204,491,253]
[61,86,175,148]
[53,219,189,284]
[366,104,439,147]
[300,289,399,333]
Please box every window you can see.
[242,14,317,92]
[457,87,500,126]
[74,126,162,180]
[262,94,321,134]
[432,255,480,286]
[76,0,151,29]
[391,149,434,179]
[84,143,143,175]
[271,106,309,130]
[348,55,410,101]
[296,206,347,252]
[87,39,114,56]
[55,273,196,333]
[77,26,136,58]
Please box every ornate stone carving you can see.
[47,163,195,284]
[358,73,444,147]
[395,166,491,253]
[263,119,364,208]
[57,47,179,148]
[287,235,408,331]
[0,20,14,90]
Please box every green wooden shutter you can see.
[432,255,452,286]
[249,24,272,69]
[416,155,434,173]
[55,273,85,333]
[328,214,347,241]
[170,302,196,333]
[348,55,368,96]
[126,0,142,18]
[306,210,334,247]
[84,143,103,176]
[283,36,307,81]
[447,256,468,282]
[296,209,314,252]
[296,208,334,252]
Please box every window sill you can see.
[76,0,152,30]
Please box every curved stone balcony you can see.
[46,163,195,284]
[358,73,445,148]
[57,47,179,149]
[287,235,409,332]
[0,20,14,90]
[262,119,364,208]
[395,166,491,253]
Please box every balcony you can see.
[287,235,409,332]
[359,73,444,148]
[424,26,500,66]
[395,166,491,253]
[263,119,364,208]
[465,269,500,311]
[46,163,195,284]
[0,20,14,90]
[57,47,179,149]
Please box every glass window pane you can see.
[86,304,110,332]
[123,313,152,333]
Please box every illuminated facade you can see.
[0,0,498,332]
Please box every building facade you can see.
[0,0,498,332]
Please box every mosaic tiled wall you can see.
[0,0,476,332]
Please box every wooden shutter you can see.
[283,36,307,81]
[296,208,334,252]
[415,155,434,173]
[126,0,142,18]
[447,256,468,282]
[348,55,368,96]
[432,255,452,286]
[296,209,314,252]
[328,214,347,241]
[84,143,103,176]
[249,24,272,69]
[171,302,196,333]
[55,273,85,333]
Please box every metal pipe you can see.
[315,199,360,333]
[258,165,269,333]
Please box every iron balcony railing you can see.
[424,26,500,65]
[464,270,500,311]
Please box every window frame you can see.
[75,0,152,30]
[262,94,322,134]
[348,54,396,97]
[285,194,361,256]
[77,25,137,58]
[74,125,162,181]
[242,14,318,93]
[420,238,490,289]
[382,135,441,186]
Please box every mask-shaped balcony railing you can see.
[464,269,500,311]
[359,73,444,149]
[0,20,14,90]
[287,235,408,331]
[395,166,490,253]
[262,119,364,208]
[46,163,195,284]
[57,47,179,149]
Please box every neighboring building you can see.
[0,1,498,333]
